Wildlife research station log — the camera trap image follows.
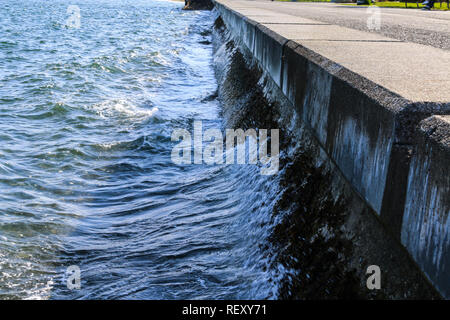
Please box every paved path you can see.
[215,0,450,102]
[229,0,450,50]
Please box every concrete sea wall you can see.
[213,0,449,298]
[401,116,450,297]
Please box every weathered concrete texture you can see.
[270,122,441,299]
[281,41,398,214]
[297,40,450,103]
[402,115,450,298]
[214,0,450,298]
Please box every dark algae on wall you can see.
[269,152,360,299]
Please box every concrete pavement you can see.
[227,1,450,50]
[215,0,450,102]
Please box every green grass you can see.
[342,1,449,10]
[276,0,450,10]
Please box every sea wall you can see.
[213,0,449,298]
[401,116,450,298]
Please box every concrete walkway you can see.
[215,0,450,102]
[235,1,450,50]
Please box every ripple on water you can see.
[0,0,276,300]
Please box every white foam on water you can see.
[89,98,159,120]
